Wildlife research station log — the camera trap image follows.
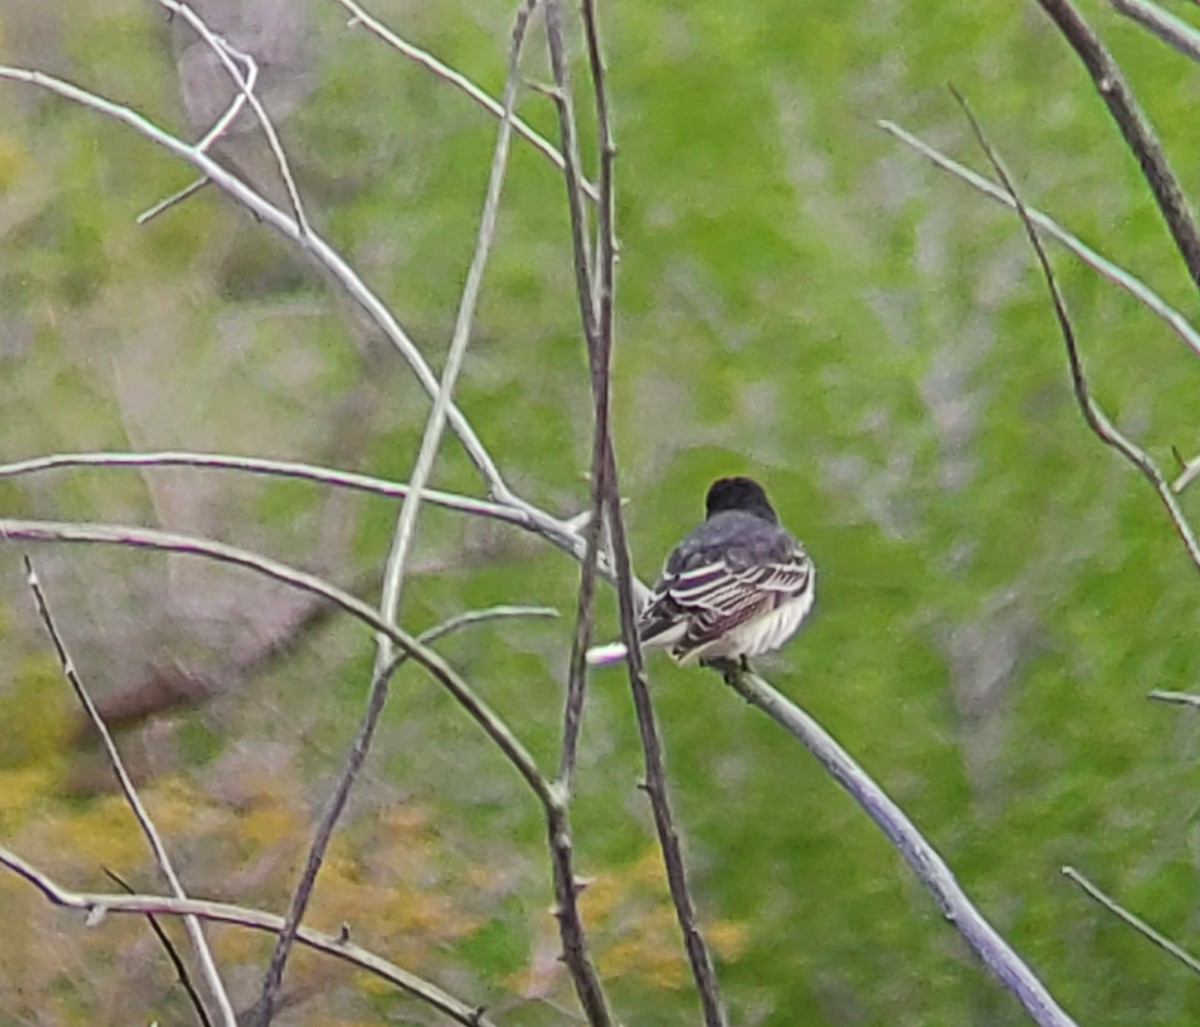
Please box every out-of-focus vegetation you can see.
[3,0,1200,1024]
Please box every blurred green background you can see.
[3,0,1200,1024]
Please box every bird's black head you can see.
[705,476,778,524]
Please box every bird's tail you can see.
[585,641,628,666]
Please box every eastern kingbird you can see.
[586,476,815,667]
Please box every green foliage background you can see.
[3,1,1200,1024]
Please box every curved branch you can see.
[950,89,1200,576]
[0,64,504,492]
[0,518,554,807]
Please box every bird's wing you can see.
[638,545,812,657]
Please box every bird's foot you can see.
[701,656,746,687]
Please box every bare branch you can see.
[0,845,500,1027]
[1063,866,1200,976]
[0,65,654,609]
[1146,689,1200,708]
[557,0,619,789]
[722,667,1079,1027]
[23,557,238,1027]
[103,868,215,1027]
[0,449,648,603]
[1032,0,1200,292]
[1,518,555,806]
[0,450,525,524]
[138,176,211,225]
[543,3,727,1022]
[158,0,311,235]
[375,0,534,662]
[332,0,598,201]
[1108,0,1200,64]
[878,121,1200,361]
[949,87,1200,576]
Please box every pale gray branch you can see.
[1063,866,1200,977]
[1108,0,1200,65]
[0,843,499,1027]
[879,120,1200,362]
[723,668,1078,1027]
[1146,689,1200,708]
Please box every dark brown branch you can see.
[72,568,381,744]
[1032,0,1200,292]
[539,11,617,1022]
[543,4,727,1025]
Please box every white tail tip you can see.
[585,642,628,666]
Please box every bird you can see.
[586,476,815,668]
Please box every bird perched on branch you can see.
[586,476,815,669]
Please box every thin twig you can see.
[0,845,500,1027]
[250,602,555,1027]
[544,1,596,342]
[878,120,1200,361]
[1108,0,1200,64]
[332,0,598,202]
[1063,866,1200,976]
[1032,0,1200,292]
[138,176,211,225]
[23,557,237,1027]
[374,0,533,664]
[723,668,1078,1027]
[557,0,616,789]
[544,0,605,792]
[558,496,603,787]
[158,0,311,235]
[949,86,1200,576]
[537,6,625,1025]
[104,868,215,1027]
[1,519,555,807]
[1146,689,1200,707]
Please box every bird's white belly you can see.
[690,588,816,662]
